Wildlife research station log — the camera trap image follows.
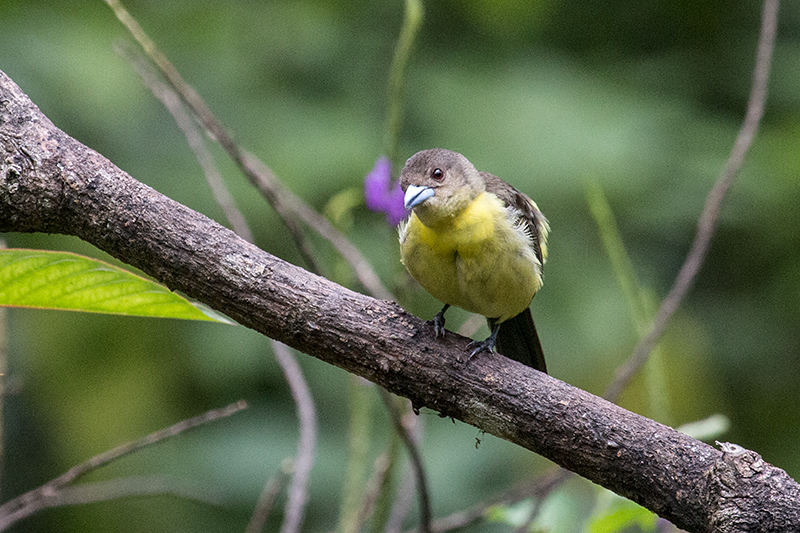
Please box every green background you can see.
[2,0,800,531]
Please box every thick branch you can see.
[1,70,799,532]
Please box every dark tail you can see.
[493,308,547,373]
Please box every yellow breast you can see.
[399,192,542,322]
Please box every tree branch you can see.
[116,41,254,244]
[1,70,799,533]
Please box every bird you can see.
[398,148,549,373]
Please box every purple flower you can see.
[364,156,407,226]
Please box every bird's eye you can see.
[431,168,444,180]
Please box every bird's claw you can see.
[432,309,447,338]
[463,338,496,365]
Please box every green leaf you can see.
[0,249,230,322]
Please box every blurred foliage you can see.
[586,491,658,533]
[1,0,800,531]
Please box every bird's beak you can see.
[404,184,435,210]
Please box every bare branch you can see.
[386,469,417,533]
[103,0,319,273]
[0,401,246,530]
[603,0,779,403]
[0,475,224,529]
[45,475,222,506]
[116,42,254,243]
[239,152,393,300]
[272,341,317,533]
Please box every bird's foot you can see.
[431,305,449,338]
[463,337,496,364]
[462,323,501,365]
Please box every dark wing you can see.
[480,171,549,266]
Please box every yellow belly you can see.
[400,192,541,322]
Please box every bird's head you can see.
[399,148,485,226]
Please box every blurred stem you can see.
[369,428,401,533]
[246,459,293,533]
[379,389,431,533]
[585,180,670,423]
[337,376,374,533]
[385,0,424,167]
[584,181,648,328]
[271,342,317,533]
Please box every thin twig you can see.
[105,0,404,289]
[0,475,225,529]
[104,0,318,272]
[354,452,392,529]
[116,41,254,243]
[272,341,317,533]
[365,424,404,533]
[512,469,571,533]
[0,401,247,531]
[603,0,779,403]
[379,390,431,533]
[49,475,223,506]
[387,469,417,533]
[247,458,295,533]
[337,376,374,533]
[241,152,393,300]
[44,475,221,506]
[418,468,570,533]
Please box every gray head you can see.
[398,149,485,223]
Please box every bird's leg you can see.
[464,319,501,363]
[432,304,450,338]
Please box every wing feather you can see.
[480,171,549,266]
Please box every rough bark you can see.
[1,70,798,532]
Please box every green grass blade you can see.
[585,180,671,423]
[0,249,230,322]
